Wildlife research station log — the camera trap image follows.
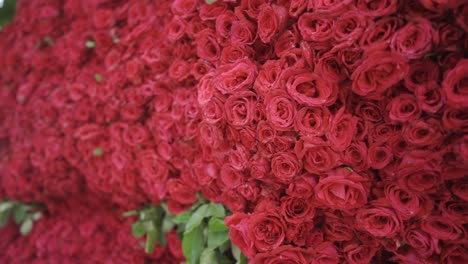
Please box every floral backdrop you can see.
[0,0,467,263]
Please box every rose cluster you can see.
[0,0,467,263]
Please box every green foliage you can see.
[125,195,247,264]
[0,199,43,236]
[205,0,218,4]
[0,0,17,30]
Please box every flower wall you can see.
[0,0,467,263]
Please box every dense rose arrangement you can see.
[0,0,467,263]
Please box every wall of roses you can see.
[0,0,467,263]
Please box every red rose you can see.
[326,107,357,151]
[257,4,288,43]
[405,59,440,91]
[294,106,330,137]
[253,245,308,264]
[315,51,348,83]
[196,29,221,62]
[442,107,468,132]
[280,196,315,224]
[421,216,464,241]
[312,242,340,264]
[199,0,228,21]
[225,213,256,258]
[323,212,355,242]
[254,60,282,98]
[387,94,421,123]
[171,0,197,17]
[334,11,368,43]
[343,142,370,172]
[198,122,223,149]
[356,200,402,237]
[93,9,115,29]
[402,119,443,148]
[265,90,297,131]
[215,11,236,39]
[228,144,250,171]
[166,230,185,261]
[231,19,257,45]
[315,167,368,210]
[122,124,149,146]
[295,136,339,174]
[397,151,442,194]
[384,183,423,220]
[415,82,444,114]
[442,59,468,109]
[285,69,338,107]
[436,23,465,52]
[311,0,353,15]
[168,59,191,81]
[220,43,255,64]
[351,51,409,100]
[298,13,334,48]
[212,58,258,95]
[367,143,393,169]
[271,151,301,184]
[391,18,434,59]
[289,0,308,17]
[248,211,286,252]
[356,0,399,17]
[225,91,257,127]
[360,16,403,50]
[286,175,317,198]
[343,243,378,264]
[404,228,440,258]
[167,178,198,205]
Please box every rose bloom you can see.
[421,216,464,241]
[334,11,368,43]
[326,107,357,151]
[384,183,422,220]
[257,4,288,43]
[280,196,315,224]
[285,69,338,107]
[314,167,368,210]
[225,91,257,127]
[295,136,339,174]
[294,106,330,137]
[264,90,297,131]
[252,245,308,264]
[356,0,399,17]
[415,82,444,114]
[404,227,440,258]
[360,16,404,50]
[298,12,334,47]
[404,59,440,92]
[442,59,468,109]
[356,200,402,237]
[391,18,434,59]
[387,94,421,123]
[271,151,302,184]
[212,58,257,95]
[351,51,409,100]
[248,211,286,252]
[225,213,256,258]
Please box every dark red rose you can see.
[167,178,198,205]
[265,90,297,131]
[257,4,288,43]
[253,245,308,264]
[166,230,185,261]
[326,107,357,151]
[435,23,465,52]
[315,167,368,210]
[351,51,409,100]
[248,212,286,252]
[285,69,338,107]
[271,151,302,184]
[442,59,468,109]
[391,18,434,59]
[222,189,247,213]
[397,151,442,193]
[288,0,308,17]
[441,245,468,264]
[356,199,402,237]
[312,242,340,264]
[294,106,330,137]
[93,9,115,29]
[387,94,421,123]
[442,107,468,132]
[402,119,443,148]
[343,243,378,264]
[231,19,257,45]
[356,0,399,17]
[421,216,464,241]
[295,136,339,174]
[368,143,393,169]
[323,211,354,242]
[275,30,300,57]
[280,196,315,224]
[220,43,255,64]
[286,175,317,198]
[405,59,440,91]
[404,228,440,258]
[451,180,468,202]
[455,4,468,31]
[315,51,348,83]
[415,82,444,114]
[220,164,245,188]
[213,58,258,95]
[122,124,149,146]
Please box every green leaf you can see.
[218,240,230,254]
[145,227,157,254]
[94,73,103,83]
[13,205,29,224]
[216,251,233,264]
[162,215,175,233]
[231,244,241,261]
[206,203,225,218]
[182,225,205,264]
[200,248,218,264]
[20,218,33,236]
[85,40,96,49]
[208,217,228,232]
[132,221,146,238]
[205,0,218,4]
[0,201,15,213]
[207,231,229,249]
[93,147,103,156]
[43,36,54,46]
[123,210,138,217]
[185,204,209,234]
[0,210,11,227]
[173,211,192,224]
[31,211,42,221]
[238,254,248,264]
